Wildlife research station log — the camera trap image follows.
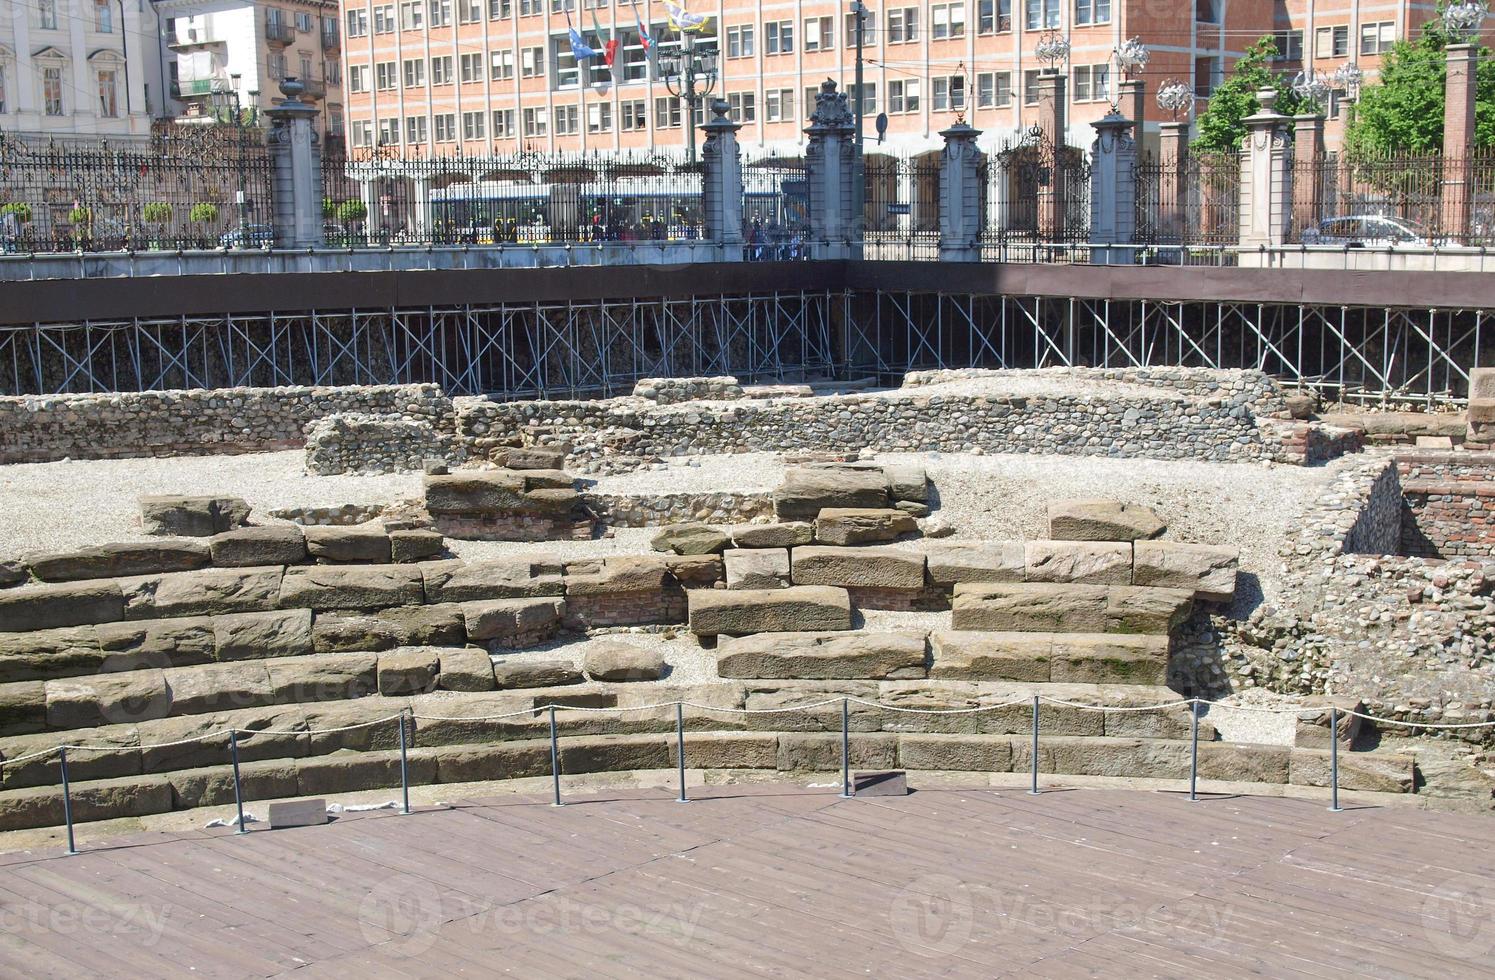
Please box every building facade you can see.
[153,0,344,139]
[0,0,161,140]
[337,0,1495,161]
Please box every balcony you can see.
[171,78,223,98]
[265,21,294,44]
[168,27,223,49]
[322,30,340,53]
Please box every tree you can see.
[189,202,220,224]
[1344,10,1495,154]
[335,199,368,224]
[1192,36,1312,151]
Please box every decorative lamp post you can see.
[1111,37,1149,113]
[659,36,719,165]
[1035,30,1070,75]
[1156,80,1195,121]
[1291,69,1332,112]
[1333,63,1363,101]
[1443,0,1488,40]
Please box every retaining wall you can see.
[1398,454,1495,559]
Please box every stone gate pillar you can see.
[1033,70,1067,240]
[265,78,324,248]
[804,79,861,260]
[1118,78,1146,157]
[1292,113,1326,238]
[938,120,983,262]
[1088,110,1137,264]
[1239,89,1292,249]
[1442,43,1478,243]
[701,98,745,255]
[1158,120,1190,244]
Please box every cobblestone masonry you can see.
[304,413,463,476]
[1188,454,1495,744]
[581,492,775,527]
[0,385,452,465]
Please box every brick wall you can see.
[1398,454,1495,559]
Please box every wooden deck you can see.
[0,784,1492,978]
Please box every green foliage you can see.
[142,202,173,224]
[0,202,32,223]
[68,206,92,225]
[1344,9,1495,154]
[322,197,337,219]
[1192,36,1312,152]
[334,199,368,223]
[189,202,220,224]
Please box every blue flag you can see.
[569,26,601,59]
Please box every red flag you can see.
[604,37,620,66]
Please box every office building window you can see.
[378,117,400,143]
[587,102,611,132]
[431,55,454,84]
[460,52,483,82]
[349,64,369,92]
[1361,21,1395,55]
[462,110,485,139]
[846,9,877,43]
[1271,30,1302,61]
[350,120,372,146]
[1194,56,1222,95]
[1315,25,1349,58]
[766,20,794,54]
[1024,0,1057,30]
[887,7,918,42]
[804,16,833,50]
[621,99,647,129]
[490,0,511,17]
[727,91,756,122]
[888,79,920,113]
[976,71,1011,106]
[1023,68,1041,104]
[844,82,876,114]
[932,3,964,39]
[434,112,456,141]
[429,0,452,26]
[1195,0,1219,23]
[765,88,794,122]
[977,0,1011,32]
[932,75,965,110]
[492,109,515,136]
[654,96,681,128]
[405,115,427,142]
[403,58,425,87]
[1074,0,1108,25]
[1073,63,1109,101]
[347,8,369,35]
[376,61,398,90]
[374,5,395,32]
[521,47,543,77]
[553,104,579,134]
[399,1,424,30]
[460,0,482,22]
[727,26,754,57]
[491,50,514,79]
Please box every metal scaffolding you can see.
[2,288,1488,404]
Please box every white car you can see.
[1300,214,1438,247]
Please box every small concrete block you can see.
[852,770,908,796]
[268,798,329,829]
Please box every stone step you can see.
[717,632,928,680]
[951,583,1194,635]
[0,730,1418,833]
[688,586,852,636]
[930,631,1169,686]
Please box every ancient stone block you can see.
[0,725,142,787]
[312,604,465,653]
[437,647,497,692]
[0,682,47,737]
[97,617,217,670]
[0,561,26,589]
[266,653,377,703]
[1048,634,1170,686]
[140,495,251,537]
[883,465,929,504]
[141,705,308,772]
[303,525,392,564]
[278,565,424,611]
[295,752,435,797]
[724,548,791,589]
[688,586,853,636]
[925,543,1026,588]
[560,734,671,774]
[421,559,565,602]
[952,583,1107,633]
[1292,696,1365,749]
[504,447,569,470]
[0,580,125,632]
[492,659,583,690]
[45,669,172,728]
[773,468,889,520]
[1289,748,1414,793]
[163,662,272,715]
[776,732,898,771]
[731,522,815,548]
[377,648,441,696]
[650,523,731,555]
[209,526,308,567]
[669,731,779,770]
[898,734,1014,773]
[0,774,176,832]
[27,540,211,582]
[929,631,1054,683]
[563,556,670,596]
[1023,541,1134,586]
[389,529,446,563]
[814,508,918,546]
[1104,586,1195,635]
[169,761,301,810]
[0,627,104,683]
[583,642,667,682]
[1131,541,1239,602]
[123,567,284,618]
[1047,499,1166,542]
[661,554,725,588]
[718,631,927,680]
[212,609,313,662]
[791,546,927,590]
[1194,742,1292,784]
[424,470,529,514]
[461,598,564,646]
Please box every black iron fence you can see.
[742,154,810,260]
[1134,151,1242,248]
[0,129,274,252]
[1288,151,1495,246]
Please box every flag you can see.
[591,7,619,67]
[663,1,708,32]
[632,0,652,51]
[568,26,601,60]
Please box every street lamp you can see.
[1291,69,1332,112]
[1333,63,1363,101]
[1111,36,1149,112]
[659,35,719,165]
[1156,80,1195,121]
[1035,30,1071,74]
[1443,0,1488,41]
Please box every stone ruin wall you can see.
[0,368,1295,472]
[0,385,452,465]
[1398,454,1495,560]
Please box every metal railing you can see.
[9,693,1491,855]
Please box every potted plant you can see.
[335,199,368,245]
[189,202,220,248]
[142,202,173,249]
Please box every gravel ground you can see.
[0,451,422,560]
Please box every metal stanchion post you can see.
[675,701,689,804]
[59,748,78,855]
[229,730,248,834]
[839,698,853,798]
[1028,695,1041,795]
[1329,707,1343,812]
[1188,702,1200,802]
[398,710,411,815]
[549,704,564,807]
